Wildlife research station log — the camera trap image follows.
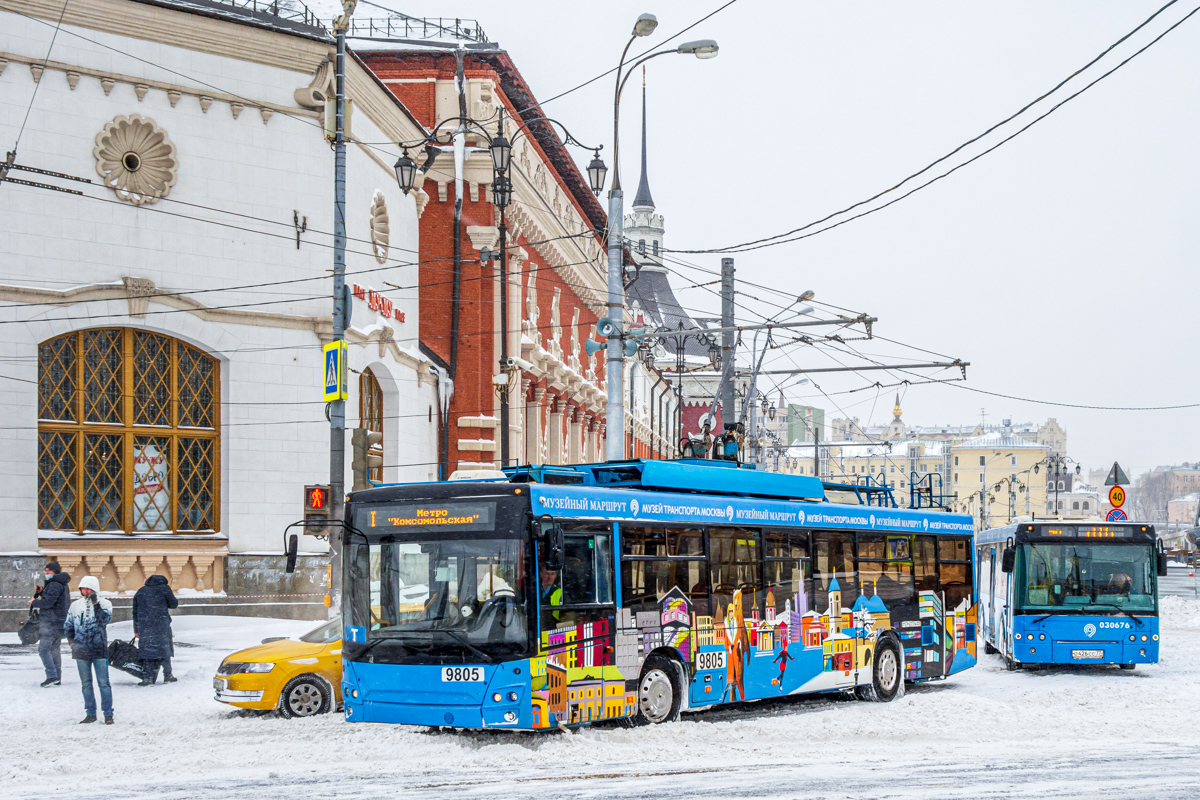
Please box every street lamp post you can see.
[605,15,718,461]
[393,111,604,468]
[1034,453,1081,517]
[645,321,718,456]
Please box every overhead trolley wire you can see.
[665,0,1196,254]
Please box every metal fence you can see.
[344,16,489,43]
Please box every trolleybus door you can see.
[812,531,858,690]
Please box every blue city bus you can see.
[340,459,977,729]
[976,521,1168,670]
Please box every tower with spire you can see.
[886,390,906,441]
[624,70,665,273]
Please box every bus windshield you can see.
[1018,542,1156,612]
[347,536,528,662]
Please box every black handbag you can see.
[18,610,40,646]
[107,637,145,678]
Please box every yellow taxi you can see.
[214,616,342,718]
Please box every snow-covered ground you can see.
[3,601,1199,800]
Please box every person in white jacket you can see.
[63,576,114,724]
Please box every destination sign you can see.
[359,502,495,533]
[1044,525,1131,539]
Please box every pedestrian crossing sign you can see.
[323,340,347,402]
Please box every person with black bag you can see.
[132,574,178,685]
[29,561,71,687]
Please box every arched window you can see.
[1082,501,1090,510]
[1072,501,1080,511]
[359,368,384,482]
[37,329,219,533]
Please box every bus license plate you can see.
[696,650,727,671]
[441,666,485,682]
[1072,649,1104,659]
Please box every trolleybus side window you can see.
[813,531,857,612]
[620,525,707,618]
[914,535,937,593]
[709,527,763,619]
[938,536,973,611]
[763,528,812,619]
[857,534,917,620]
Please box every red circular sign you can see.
[1108,485,1126,509]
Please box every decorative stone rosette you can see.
[93,114,179,206]
[370,191,390,263]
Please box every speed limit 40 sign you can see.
[1108,485,1126,508]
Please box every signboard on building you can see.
[352,284,405,322]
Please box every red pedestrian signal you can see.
[303,484,332,535]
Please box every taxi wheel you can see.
[279,675,331,718]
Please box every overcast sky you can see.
[388,0,1199,477]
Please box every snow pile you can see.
[2,609,1199,799]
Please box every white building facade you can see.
[0,0,435,626]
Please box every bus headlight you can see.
[493,693,502,702]
[504,711,517,722]
[507,692,518,702]
[351,689,358,698]
[1153,634,1159,641]
[1141,635,1148,642]
[1129,635,1136,642]
[1039,634,1046,641]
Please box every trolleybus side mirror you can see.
[1157,551,1169,577]
[544,525,566,571]
[1001,546,1015,574]
[285,533,299,574]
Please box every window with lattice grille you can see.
[359,368,384,482]
[37,329,219,533]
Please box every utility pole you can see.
[720,258,735,428]
[328,4,352,616]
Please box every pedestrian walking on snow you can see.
[132,574,178,685]
[29,561,71,687]
[64,575,114,725]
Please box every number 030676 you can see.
[441,666,485,682]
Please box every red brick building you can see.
[358,51,612,474]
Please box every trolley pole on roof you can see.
[720,258,735,428]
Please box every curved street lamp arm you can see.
[397,115,496,149]
[617,49,677,106]
[507,116,603,155]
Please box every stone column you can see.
[568,407,583,464]
[529,386,546,464]
[546,395,563,465]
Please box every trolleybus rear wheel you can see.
[856,638,901,702]
[628,655,681,726]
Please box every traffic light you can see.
[303,484,331,535]
[351,428,384,492]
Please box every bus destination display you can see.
[1044,525,1130,538]
[361,502,495,532]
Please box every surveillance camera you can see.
[504,356,534,372]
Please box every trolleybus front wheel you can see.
[856,638,901,702]
[628,655,682,726]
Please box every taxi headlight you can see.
[239,662,276,674]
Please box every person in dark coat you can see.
[29,561,71,687]
[132,574,178,685]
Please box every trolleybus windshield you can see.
[1017,542,1156,612]
[345,501,530,663]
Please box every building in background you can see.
[0,0,436,628]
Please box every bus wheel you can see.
[856,639,901,702]
[629,656,681,725]
[1119,664,1136,671]
[1005,658,1021,672]
[984,642,997,655]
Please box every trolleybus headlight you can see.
[493,692,502,702]
[504,711,517,722]
[1039,634,1046,640]
[351,689,358,698]
[1129,635,1136,642]
[1029,647,1035,654]
[1140,649,1146,656]
[1141,635,1148,642]
[507,692,518,702]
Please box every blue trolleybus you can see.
[340,460,977,729]
[976,521,1168,670]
